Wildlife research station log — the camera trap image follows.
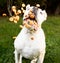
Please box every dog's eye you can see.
[27,8,30,10]
[40,12,42,14]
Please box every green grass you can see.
[0,16,60,63]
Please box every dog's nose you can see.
[23,15,28,20]
[23,18,25,20]
[25,15,28,17]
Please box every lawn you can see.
[0,16,60,63]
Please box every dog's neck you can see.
[23,24,41,34]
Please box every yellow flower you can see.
[12,6,16,10]
[29,14,35,19]
[29,11,35,19]
[24,22,31,28]
[21,7,24,10]
[11,6,17,15]
[17,10,21,14]
[23,10,25,13]
[33,21,38,25]
[12,9,16,14]
[12,36,16,39]
[31,36,34,40]
[29,20,34,25]
[25,24,31,28]
[2,13,7,16]
[22,3,25,7]
[19,25,23,28]
[36,4,40,7]
[15,16,20,21]
[14,20,17,23]
[9,17,13,21]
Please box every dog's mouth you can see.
[23,10,37,22]
[23,11,38,33]
[23,16,37,23]
[24,17,36,21]
[23,18,29,21]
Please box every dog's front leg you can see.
[31,58,37,63]
[14,50,18,63]
[19,54,22,63]
[37,50,45,63]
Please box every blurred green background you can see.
[0,16,60,63]
[0,0,60,63]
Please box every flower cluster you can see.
[9,6,21,23]
[9,15,20,23]
[9,3,26,23]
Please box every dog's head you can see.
[23,4,47,25]
[23,4,35,20]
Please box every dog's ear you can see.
[26,4,30,10]
[42,10,47,21]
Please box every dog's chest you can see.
[19,33,44,59]
[21,39,41,59]
[14,28,45,59]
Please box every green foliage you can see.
[42,16,60,63]
[13,0,22,8]
[0,16,60,63]
[0,0,60,15]
[22,0,41,5]
[0,0,6,7]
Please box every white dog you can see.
[14,4,47,63]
